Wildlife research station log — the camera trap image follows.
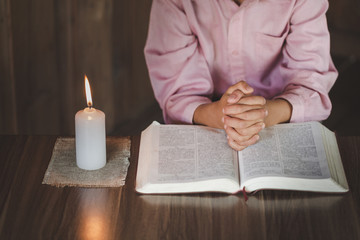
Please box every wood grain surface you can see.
[0,135,359,239]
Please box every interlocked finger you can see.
[225,107,267,121]
[223,104,264,115]
[234,121,265,136]
[223,115,262,130]
[238,95,266,105]
[226,81,254,95]
[227,133,260,151]
[225,125,254,143]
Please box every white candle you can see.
[75,75,106,170]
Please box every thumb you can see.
[227,81,254,95]
[227,89,243,104]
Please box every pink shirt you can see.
[144,0,338,124]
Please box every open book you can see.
[135,121,348,194]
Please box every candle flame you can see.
[84,75,93,108]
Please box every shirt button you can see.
[232,50,239,56]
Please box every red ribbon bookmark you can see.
[242,186,248,202]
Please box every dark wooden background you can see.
[1,0,360,136]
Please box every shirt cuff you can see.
[273,93,304,123]
[165,96,212,124]
[184,97,212,124]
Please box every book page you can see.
[238,122,331,183]
[152,125,239,184]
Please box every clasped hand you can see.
[221,81,267,151]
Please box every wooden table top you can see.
[0,135,359,239]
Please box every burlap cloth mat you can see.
[42,137,131,187]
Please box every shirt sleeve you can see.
[144,0,213,124]
[274,0,338,122]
